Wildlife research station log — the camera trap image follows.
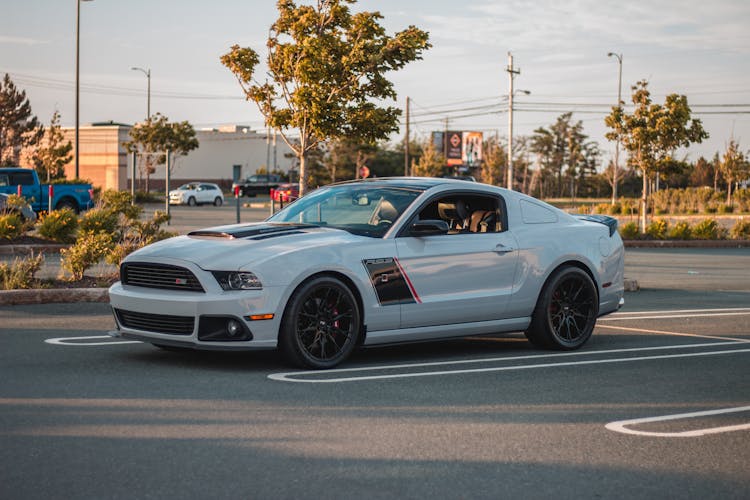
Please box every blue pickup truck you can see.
[0,168,94,213]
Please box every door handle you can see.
[494,244,515,254]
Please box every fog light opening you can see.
[227,319,242,337]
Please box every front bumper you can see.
[108,281,286,350]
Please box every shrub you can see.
[98,190,142,221]
[607,203,621,216]
[36,208,79,243]
[79,207,120,235]
[105,210,176,265]
[619,222,639,240]
[645,219,668,240]
[717,204,734,214]
[730,220,750,240]
[0,252,44,289]
[60,231,115,280]
[667,221,692,240]
[0,213,24,240]
[691,218,725,240]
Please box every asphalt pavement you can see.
[1,247,749,499]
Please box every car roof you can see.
[329,177,458,190]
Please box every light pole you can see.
[75,0,94,180]
[131,67,151,120]
[608,52,623,203]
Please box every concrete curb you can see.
[0,288,108,306]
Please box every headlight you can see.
[211,271,263,290]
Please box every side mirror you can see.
[409,219,449,236]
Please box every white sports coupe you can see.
[109,178,624,369]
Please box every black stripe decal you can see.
[363,258,416,306]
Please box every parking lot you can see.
[1,222,749,498]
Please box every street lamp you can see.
[608,52,623,203]
[75,0,94,180]
[131,67,151,120]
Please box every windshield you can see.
[267,184,423,238]
[178,183,198,190]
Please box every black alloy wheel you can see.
[280,276,361,369]
[525,266,598,350]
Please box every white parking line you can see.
[601,312,750,321]
[45,335,141,346]
[596,324,750,343]
[268,342,750,383]
[610,308,750,316]
[606,406,750,437]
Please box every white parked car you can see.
[109,178,625,369]
[168,183,224,206]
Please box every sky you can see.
[3,0,750,165]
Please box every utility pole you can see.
[404,96,410,176]
[608,52,623,204]
[506,52,520,190]
[265,124,271,172]
[273,128,277,171]
[443,117,449,161]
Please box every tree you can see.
[123,113,198,192]
[605,80,708,232]
[324,138,377,183]
[221,0,430,196]
[719,139,750,205]
[0,73,43,167]
[411,139,444,177]
[32,110,73,181]
[480,136,506,186]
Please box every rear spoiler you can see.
[573,214,618,237]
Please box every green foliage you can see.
[667,221,692,240]
[0,251,43,290]
[719,139,750,204]
[730,220,750,239]
[691,218,725,240]
[32,109,73,181]
[412,139,445,177]
[79,207,120,235]
[98,190,142,220]
[645,219,668,239]
[619,221,639,240]
[105,210,176,266]
[134,191,161,203]
[0,73,44,167]
[60,231,115,281]
[123,113,199,192]
[221,0,430,194]
[36,208,79,243]
[0,213,24,240]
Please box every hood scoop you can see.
[187,223,317,240]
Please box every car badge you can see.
[175,278,187,285]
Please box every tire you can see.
[55,198,79,214]
[525,266,599,350]
[279,276,362,369]
[187,196,197,206]
[214,197,223,207]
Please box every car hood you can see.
[125,222,364,271]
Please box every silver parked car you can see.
[109,178,624,369]
[0,193,37,222]
[168,182,224,206]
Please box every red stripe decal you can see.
[394,257,421,304]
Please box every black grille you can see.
[115,308,194,335]
[121,262,204,292]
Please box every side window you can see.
[0,174,8,187]
[9,171,34,185]
[416,193,506,235]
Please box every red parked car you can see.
[271,183,300,203]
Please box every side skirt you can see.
[363,317,532,346]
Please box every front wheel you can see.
[187,196,197,206]
[525,266,599,350]
[279,276,361,369]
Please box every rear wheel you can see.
[525,266,598,350]
[214,197,223,207]
[55,198,79,214]
[279,276,361,369]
